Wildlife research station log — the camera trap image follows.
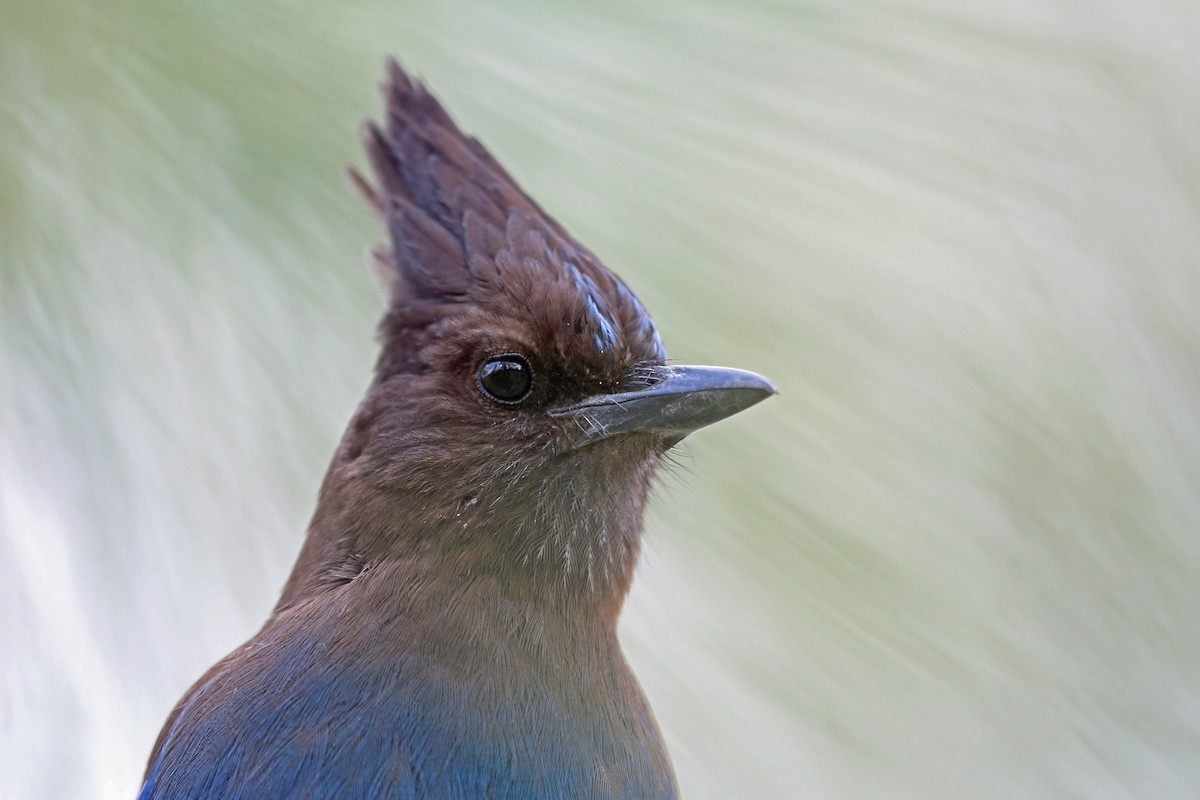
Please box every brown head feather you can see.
[349,59,664,385]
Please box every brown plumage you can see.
[139,59,774,800]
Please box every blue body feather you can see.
[140,589,676,800]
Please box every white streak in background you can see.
[0,468,135,794]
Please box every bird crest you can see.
[349,59,665,383]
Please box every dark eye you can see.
[477,354,533,404]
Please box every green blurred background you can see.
[4,1,1200,797]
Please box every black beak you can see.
[552,365,777,444]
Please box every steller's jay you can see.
[138,59,775,800]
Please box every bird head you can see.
[289,61,774,612]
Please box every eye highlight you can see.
[477,354,533,404]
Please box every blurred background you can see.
[4,1,1200,797]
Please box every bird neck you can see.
[275,446,658,628]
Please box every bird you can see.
[138,59,775,800]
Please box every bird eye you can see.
[477,355,533,404]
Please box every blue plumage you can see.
[141,580,675,799]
